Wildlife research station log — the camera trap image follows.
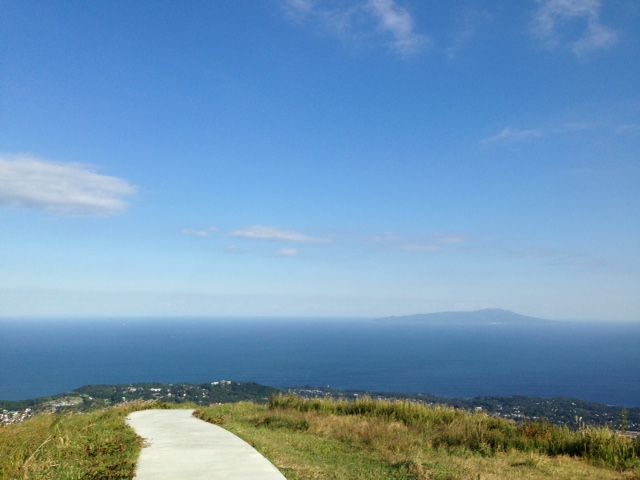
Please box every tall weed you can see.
[269,393,640,471]
[0,401,151,479]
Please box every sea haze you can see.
[1,317,639,407]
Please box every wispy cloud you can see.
[560,122,591,132]
[617,124,640,136]
[224,245,251,254]
[276,248,299,257]
[371,232,480,254]
[531,0,617,58]
[370,230,600,268]
[284,0,357,36]
[509,247,603,267]
[437,235,467,245]
[284,0,429,56]
[0,153,137,216]
[481,127,544,144]
[230,225,331,244]
[482,121,598,144]
[181,227,218,237]
[366,0,430,55]
[371,232,401,243]
[402,244,444,253]
[445,7,491,60]
[285,0,313,17]
[402,235,476,253]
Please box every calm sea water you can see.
[1,318,639,407]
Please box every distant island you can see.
[379,308,556,325]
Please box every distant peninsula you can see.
[379,308,556,325]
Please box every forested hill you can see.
[379,308,556,325]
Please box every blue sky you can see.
[1,0,638,320]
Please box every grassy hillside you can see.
[0,402,145,479]
[0,401,194,480]
[2,395,639,479]
[196,395,640,480]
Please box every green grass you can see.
[2,395,639,479]
[267,394,640,470]
[0,401,174,479]
[196,395,640,479]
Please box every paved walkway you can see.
[126,409,286,479]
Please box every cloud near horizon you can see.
[0,154,137,216]
[531,0,618,58]
[284,0,428,56]
[371,232,478,254]
[508,246,603,268]
[230,225,331,244]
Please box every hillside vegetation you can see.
[0,402,145,479]
[197,394,640,480]
[1,395,639,479]
[5,381,638,431]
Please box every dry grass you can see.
[195,396,640,480]
[3,395,638,479]
[268,394,640,470]
[0,401,163,479]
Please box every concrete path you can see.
[126,409,286,479]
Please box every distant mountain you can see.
[379,308,556,325]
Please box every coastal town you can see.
[1,380,278,425]
[1,408,32,425]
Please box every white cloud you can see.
[284,0,428,56]
[286,0,313,17]
[276,248,299,257]
[371,232,401,243]
[481,127,544,144]
[531,0,617,57]
[366,0,429,55]
[284,0,366,39]
[181,227,218,237]
[230,226,331,243]
[0,154,137,216]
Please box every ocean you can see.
[1,318,639,407]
